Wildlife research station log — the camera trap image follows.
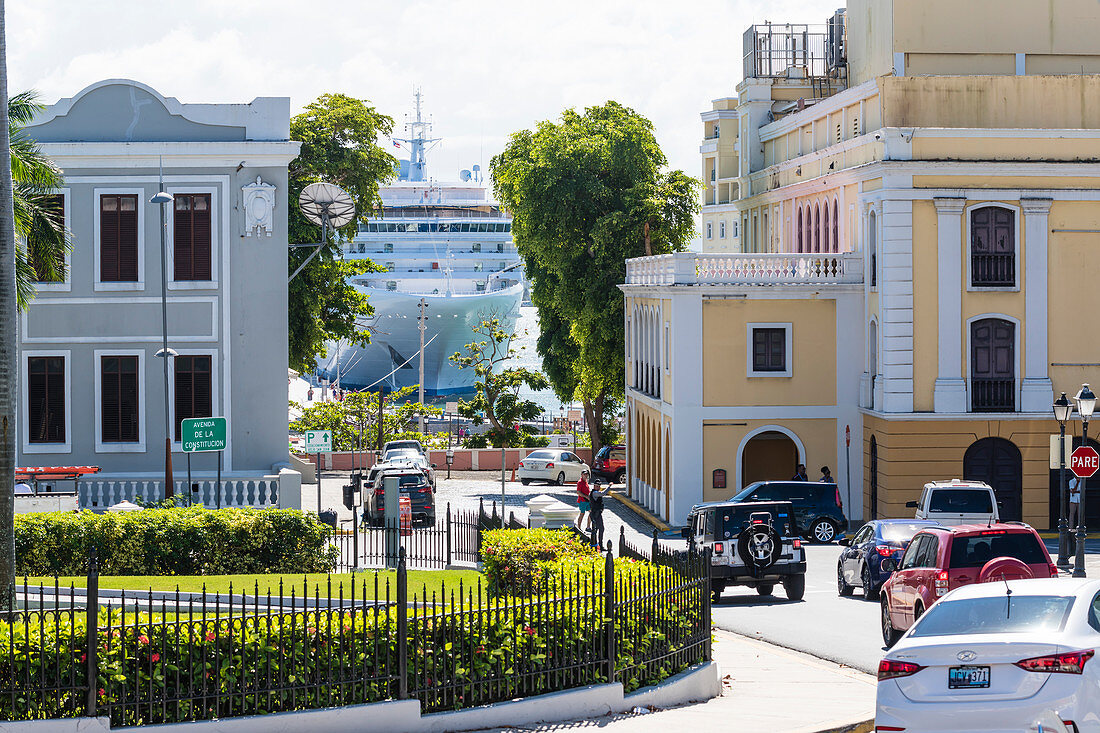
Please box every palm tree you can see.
[9,89,69,308]
[0,0,17,612]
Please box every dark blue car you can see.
[836,519,939,600]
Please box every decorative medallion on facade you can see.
[242,176,276,237]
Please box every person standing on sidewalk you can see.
[1069,475,1082,526]
[791,464,808,481]
[576,470,592,530]
[588,480,609,548]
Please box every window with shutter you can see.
[971,206,1015,287]
[101,355,139,442]
[174,355,213,440]
[173,194,212,280]
[31,194,66,282]
[100,194,138,282]
[752,328,787,373]
[28,356,65,443]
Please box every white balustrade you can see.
[79,477,280,510]
[625,252,863,286]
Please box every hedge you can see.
[479,528,598,594]
[15,507,338,576]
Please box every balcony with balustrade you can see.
[624,252,864,287]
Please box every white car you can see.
[517,449,590,486]
[877,578,1100,732]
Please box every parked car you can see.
[837,519,940,600]
[383,439,425,456]
[906,479,999,526]
[591,444,626,484]
[877,578,1100,732]
[380,450,437,489]
[729,481,847,543]
[517,450,590,486]
[881,523,1057,647]
[364,466,436,527]
[684,499,807,602]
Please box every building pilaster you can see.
[1020,197,1054,412]
[932,197,967,412]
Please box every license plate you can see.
[948,665,990,689]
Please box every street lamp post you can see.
[150,189,175,500]
[1074,384,1096,578]
[1054,392,1073,570]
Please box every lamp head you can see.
[150,192,174,205]
[1077,384,1097,420]
[1054,392,1073,423]
[154,348,179,358]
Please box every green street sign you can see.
[304,430,332,454]
[181,417,227,453]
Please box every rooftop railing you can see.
[624,252,863,286]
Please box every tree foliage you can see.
[449,318,547,448]
[287,93,397,373]
[289,385,440,452]
[490,101,698,454]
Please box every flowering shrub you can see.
[15,507,339,576]
[480,528,598,594]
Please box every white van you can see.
[905,479,999,526]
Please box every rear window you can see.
[715,504,799,539]
[909,595,1074,637]
[948,531,1048,569]
[929,489,993,514]
[880,523,935,543]
[595,447,611,459]
[398,474,427,487]
[526,451,555,460]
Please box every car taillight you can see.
[792,539,801,550]
[418,485,431,493]
[546,462,554,469]
[714,542,724,554]
[878,659,924,681]
[1049,563,1059,577]
[835,488,843,508]
[935,570,949,597]
[374,486,384,495]
[1016,649,1094,674]
[876,546,894,557]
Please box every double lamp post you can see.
[1054,384,1096,578]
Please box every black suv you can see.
[729,481,847,543]
[365,467,436,527]
[684,500,807,602]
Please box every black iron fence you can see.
[3,532,710,727]
[331,502,490,571]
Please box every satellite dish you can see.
[460,169,472,182]
[299,182,355,228]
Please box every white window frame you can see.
[867,207,879,291]
[93,187,146,292]
[21,349,71,454]
[732,220,739,239]
[166,185,219,290]
[746,322,793,378]
[705,222,713,239]
[32,188,72,292]
[94,348,147,452]
[719,220,726,239]
[965,202,1021,293]
[664,323,670,374]
[168,349,220,450]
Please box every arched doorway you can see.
[869,436,878,520]
[741,430,800,487]
[963,437,1022,521]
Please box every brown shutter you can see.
[118,196,138,281]
[102,356,139,442]
[173,194,212,281]
[174,355,213,440]
[193,195,211,280]
[173,196,192,281]
[100,196,119,282]
[101,195,139,283]
[28,356,63,443]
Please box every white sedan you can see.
[876,578,1100,732]
[517,449,590,486]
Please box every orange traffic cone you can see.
[510,467,516,482]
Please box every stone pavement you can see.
[468,630,877,733]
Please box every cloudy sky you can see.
[9,0,841,183]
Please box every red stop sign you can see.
[1071,446,1100,478]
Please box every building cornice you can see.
[38,141,302,169]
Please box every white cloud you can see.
[9,0,842,183]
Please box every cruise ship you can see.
[317,94,524,396]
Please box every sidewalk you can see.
[470,630,876,733]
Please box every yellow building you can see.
[624,0,1100,528]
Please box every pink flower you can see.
[523,625,536,637]
[98,688,105,697]
[205,632,216,642]
[150,653,160,663]
[138,635,149,646]
[79,653,86,662]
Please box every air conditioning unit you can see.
[826,8,847,71]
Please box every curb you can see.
[609,490,672,532]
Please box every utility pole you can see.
[418,298,428,433]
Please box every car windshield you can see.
[526,451,556,460]
[948,532,1048,568]
[909,595,1074,637]
[385,449,418,460]
[929,489,993,513]
[730,483,764,502]
[880,523,935,543]
[596,447,610,459]
[397,474,426,488]
[716,504,798,538]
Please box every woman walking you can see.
[576,470,592,530]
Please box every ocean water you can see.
[508,305,575,417]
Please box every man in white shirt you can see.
[1069,475,1082,528]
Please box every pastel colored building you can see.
[623,0,1100,528]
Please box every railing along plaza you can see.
[624,252,864,286]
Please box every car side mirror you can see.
[905,501,919,509]
[881,558,898,573]
[430,463,437,469]
[838,536,849,546]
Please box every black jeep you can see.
[683,500,807,602]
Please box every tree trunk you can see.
[0,0,15,612]
[583,391,606,460]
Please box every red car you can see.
[881,523,1057,647]
[592,444,626,484]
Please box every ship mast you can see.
[395,89,441,183]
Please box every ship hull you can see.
[318,285,523,396]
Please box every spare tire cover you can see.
[737,524,781,575]
[978,556,1034,583]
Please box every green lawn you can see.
[21,568,484,601]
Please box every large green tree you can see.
[290,385,439,452]
[491,102,698,455]
[288,93,397,373]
